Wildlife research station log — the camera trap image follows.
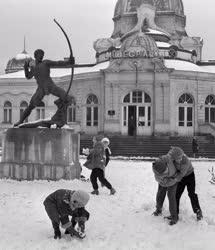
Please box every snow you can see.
[15,53,32,60]
[0,158,215,250]
[164,59,215,73]
[0,62,109,79]
[156,42,171,48]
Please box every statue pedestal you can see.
[0,128,81,180]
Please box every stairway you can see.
[80,134,215,158]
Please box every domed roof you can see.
[5,49,33,74]
[112,0,186,39]
[114,0,184,17]
[120,31,160,58]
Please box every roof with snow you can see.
[1,60,215,80]
[0,61,109,79]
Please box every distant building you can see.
[1,0,215,137]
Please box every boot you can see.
[168,219,178,226]
[52,222,61,239]
[54,229,61,239]
[196,209,203,221]
[110,188,116,195]
[152,209,162,216]
[91,190,99,195]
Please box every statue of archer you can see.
[14,49,75,128]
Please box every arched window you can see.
[36,101,45,120]
[86,94,98,126]
[3,101,12,123]
[179,93,193,104]
[205,95,215,123]
[67,97,76,123]
[20,101,28,123]
[123,91,151,104]
[178,93,194,127]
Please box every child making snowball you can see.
[43,189,90,239]
[83,136,116,195]
[152,157,179,225]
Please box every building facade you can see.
[1,0,215,138]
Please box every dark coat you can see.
[192,139,199,153]
[83,141,106,170]
[43,189,89,228]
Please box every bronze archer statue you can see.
[14,49,75,128]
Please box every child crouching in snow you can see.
[152,156,179,225]
[83,135,116,195]
[43,189,90,239]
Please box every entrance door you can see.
[128,106,137,136]
[178,106,194,135]
[136,106,152,135]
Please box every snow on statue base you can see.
[0,128,81,180]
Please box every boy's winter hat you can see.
[152,158,167,174]
[71,190,90,207]
[168,147,184,160]
[101,137,110,145]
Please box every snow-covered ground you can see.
[0,159,215,250]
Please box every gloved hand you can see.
[24,60,30,70]
[69,56,75,65]
[67,225,86,239]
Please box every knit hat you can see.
[168,147,184,160]
[70,190,90,209]
[152,158,167,174]
[101,137,110,145]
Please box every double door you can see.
[122,105,151,136]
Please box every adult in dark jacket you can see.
[192,137,199,158]
[43,189,90,239]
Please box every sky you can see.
[0,0,215,74]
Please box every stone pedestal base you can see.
[0,128,81,180]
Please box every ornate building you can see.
[0,0,215,138]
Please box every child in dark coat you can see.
[83,136,116,195]
[101,137,111,166]
[152,156,179,225]
[168,147,203,221]
[43,189,90,239]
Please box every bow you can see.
[54,18,74,96]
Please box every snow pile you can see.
[0,159,215,250]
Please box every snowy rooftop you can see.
[0,61,109,79]
[2,60,215,79]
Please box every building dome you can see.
[114,0,184,17]
[120,31,160,58]
[5,49,33,74]
[112,0,186,39]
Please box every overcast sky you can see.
[0,0,214,74]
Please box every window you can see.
[178,93,193,127]
[36,101,45,120]
[3,101,12,123]
[67,97,76,123]
[205,95,215,123]
[86,94,99,126]
[179,93,193,104]
[20,101,28,123]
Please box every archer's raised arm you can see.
[45,56,75,68]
